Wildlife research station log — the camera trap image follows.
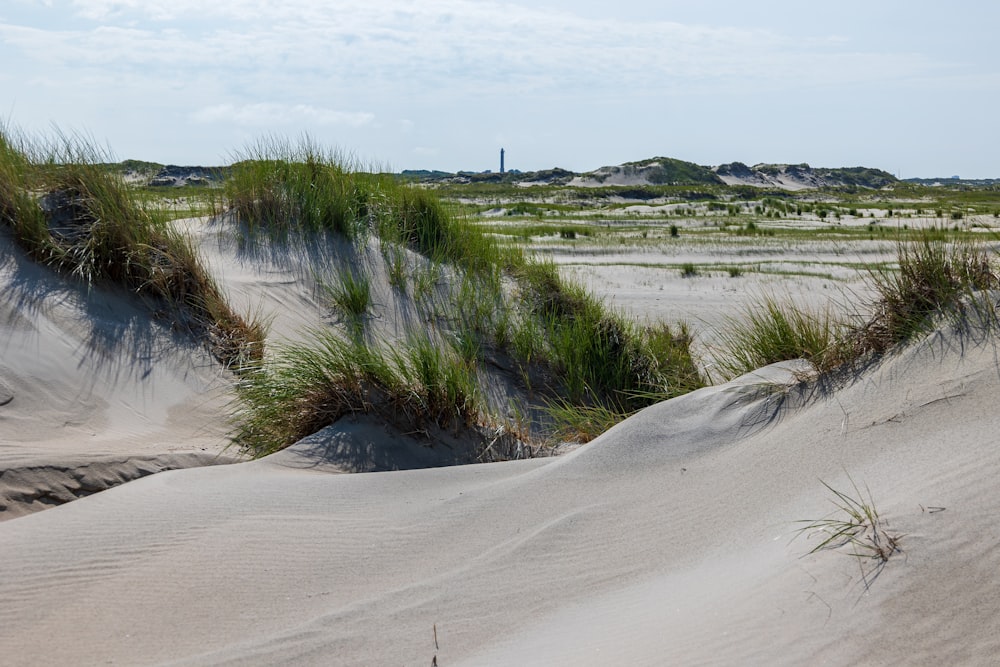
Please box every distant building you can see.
[500,148,505,174]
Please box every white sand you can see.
[0,230,237,517]
[3,221,1000,664]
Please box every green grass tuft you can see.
[514,260,704,440]
[0,125,265,369]
[714,235,999,381]
[382,243,409,292]
[848,235,999,358]
[232,331,479,456]
[220,137,514,278]
[714,296,843,380]
[220,137,378,239]
[325,268,372,323]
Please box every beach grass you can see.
[514,260,704,440]
[0,126,265,369]
[220,137,380,239]
[714,233,999,380]
[218,134,710,448]
[219,137,514,277]
[713,296,844,380]
[848,236,999,358]
[796,477,901,572]
[233,330,479,457]
[324,267,373,323]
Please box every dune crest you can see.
[3,312,1000,663]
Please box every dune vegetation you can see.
[713,235,1000,380]
[216,138,706,455]
[222,139,1000,456]
[6,128,999,459]
[0,126,264,368]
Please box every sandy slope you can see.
[3,309,1000,664]
[0,231,237,518]
[0,217,523,519]
[4,217,1000,664]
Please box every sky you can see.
[2,1,998,177]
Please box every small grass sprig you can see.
[795,477,902,587]
[325,268,372,323]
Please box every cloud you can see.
[191,103,374,127]
[4,0,953,99]
[6,1,994,174]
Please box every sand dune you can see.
[3,310,1000,663]
[0,230,237,518]
[3,217,1000,664]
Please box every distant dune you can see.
[125,157,901,190]
[714,162,898,190]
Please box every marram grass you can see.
[849,236,999,358]
[513,260,704,440]
[714,234,1000,381]
[218,136,513,277]
[233,331,479,457]
[324,267,373,323]
[0,126,265,369]
[713,296,844,381]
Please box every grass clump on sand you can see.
[221,138,380,239]
[680,262,699,277]
[223,136,705,451]
[849,237,999,358]
[219,137,513,277]
[715,234,1000,380]
[233,331,479,457]
[236,257,704,450]
[514,261,704,441]
[0,126,264,368]
[324,268,372,324]
[713,296,843,380]
[0,130,39,231]
[796,478,900,564]
[796,477,902,588]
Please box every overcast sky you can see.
[2,1,997,177]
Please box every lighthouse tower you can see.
[500,148,505,174]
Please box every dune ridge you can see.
[2,308,1000,663]
[4,152,1000,663]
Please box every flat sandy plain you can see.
[3,197,1000,665]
